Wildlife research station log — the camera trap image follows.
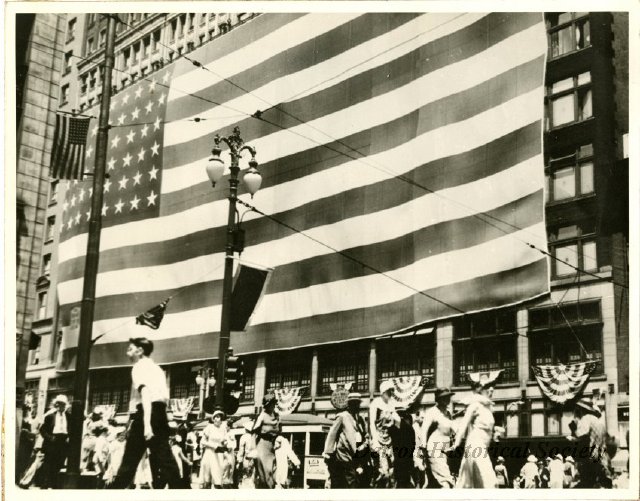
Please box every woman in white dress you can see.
[421,388,456,488]
[453,381,498,488]
[199,409,228,488]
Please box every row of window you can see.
[72,14,248,107]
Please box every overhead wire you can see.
[41,14,627,310]
[116,15,621,286]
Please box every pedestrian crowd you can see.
[16,337,620,490]
[321,380,619,489]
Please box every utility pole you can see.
[64,14,117,488]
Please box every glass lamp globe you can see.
[206,154,225,186]
[195,374,205,386]
[243,160,262,198]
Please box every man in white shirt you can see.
[107,337,181,489]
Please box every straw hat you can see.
[53,394,69,406]
[211,409,226,420]
[565,456,575,464]
[575,397,601,416]
[527,454,537,463]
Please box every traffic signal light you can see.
[224,348,244,393]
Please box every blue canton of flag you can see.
[60,72,171,237]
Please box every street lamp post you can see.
[205,126,261,409]
[195,364,216,418]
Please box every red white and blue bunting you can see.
[386,375,426,407]
[170,397,196,420]
[93,404,116,421]
[532,362,599,404]
[275,386,306,415]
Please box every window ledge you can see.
[548,45,591,63]
[546,192,596,208]
[550,269,612,287]
[547,116,595,134]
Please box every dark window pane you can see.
[529,309,549,330]
[497,310,517,333]
[472,312,495,336]
[580,301,601,322]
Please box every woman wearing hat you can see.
[494,456,509,488]
[199,409,228,488]
[236,420,256,488]
[369,380,401,486]
[421,388,456,488]
[453,380,499,488]
[519,455,540,488]
[252,392,281,488]
[563,456,576,488]
[549,453,564,488]
[567,396,613,488]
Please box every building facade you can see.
[16,12,67,424]
[22,11,629,474]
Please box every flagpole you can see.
[64,14,117,488]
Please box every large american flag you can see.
[57,13,550,370]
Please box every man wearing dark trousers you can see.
[108,337,181,489]
[39,394,70,488]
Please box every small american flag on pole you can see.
[50,113,91,180]
[532,361,599,404]
[135,298,170,330]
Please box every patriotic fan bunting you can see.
[93,404,116,421]
[274,386,306,415]
[532,362,599,404]
[467,369,503,387]
[170,397,196,420]
[387,375,427,407]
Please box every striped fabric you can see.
[50,113,91,180]
[387,375,425,407]
[532,362,599,404]
[56,13,549,369]
[169,397,196,420]
[274,386,306,416]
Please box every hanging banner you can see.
[275,386,306,415]
[532,362,599,404]
[466,369,504,387]
[93,404,116,422]
[387,375,426,407]
[169,396,196,420]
